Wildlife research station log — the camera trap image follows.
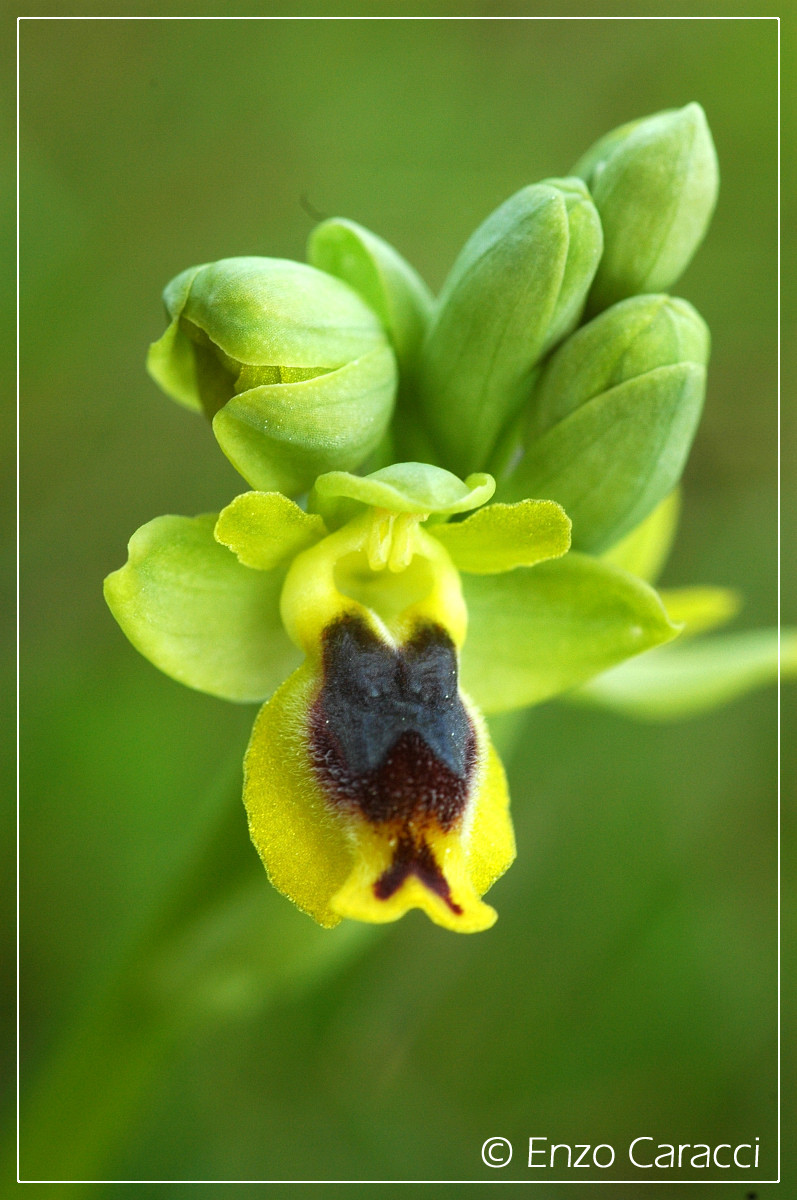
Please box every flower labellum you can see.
[238,468,521,932]
[246,612,513,932]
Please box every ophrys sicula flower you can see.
[106,103,790,932]
[105,462,683,930]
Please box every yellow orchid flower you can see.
[105,462,687,932]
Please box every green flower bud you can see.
[147,257,397,496]
[529,293,710,437]
[573,103,719,313]
[500,294,710,552]
[417,178,603,478]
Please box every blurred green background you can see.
[18,16,787,1195]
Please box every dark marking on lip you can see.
[309,614,476,830]
[374,832,463,915]
[309,614,476,909]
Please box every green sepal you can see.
[309,462,495,528]
[459,552,680,714]
[601,490,680,583]
[499,362,706,553]
[146,266,204,410]
[430,499,571,574]
[103,513,301,703]
[307,218,434,374]
[573,103,719,313]
[418,178,603,476]
[214,492,328,571]
[212,344,397,496]
[163,257,385,376]
[570,628,794,722]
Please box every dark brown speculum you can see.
[309,614,477,911]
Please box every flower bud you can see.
[573,103,719,312]
[418,179,603,478]
[147,257,397,496]
[529,293,710,437]
[501,294,709,552]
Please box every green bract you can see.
[107,104,791,933]
[573,103,719,313]
[147,257,398,495]
[600,491,681,582]
[572,629,793,722]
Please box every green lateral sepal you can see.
[459,553,680,714]
[103,513,301,702]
